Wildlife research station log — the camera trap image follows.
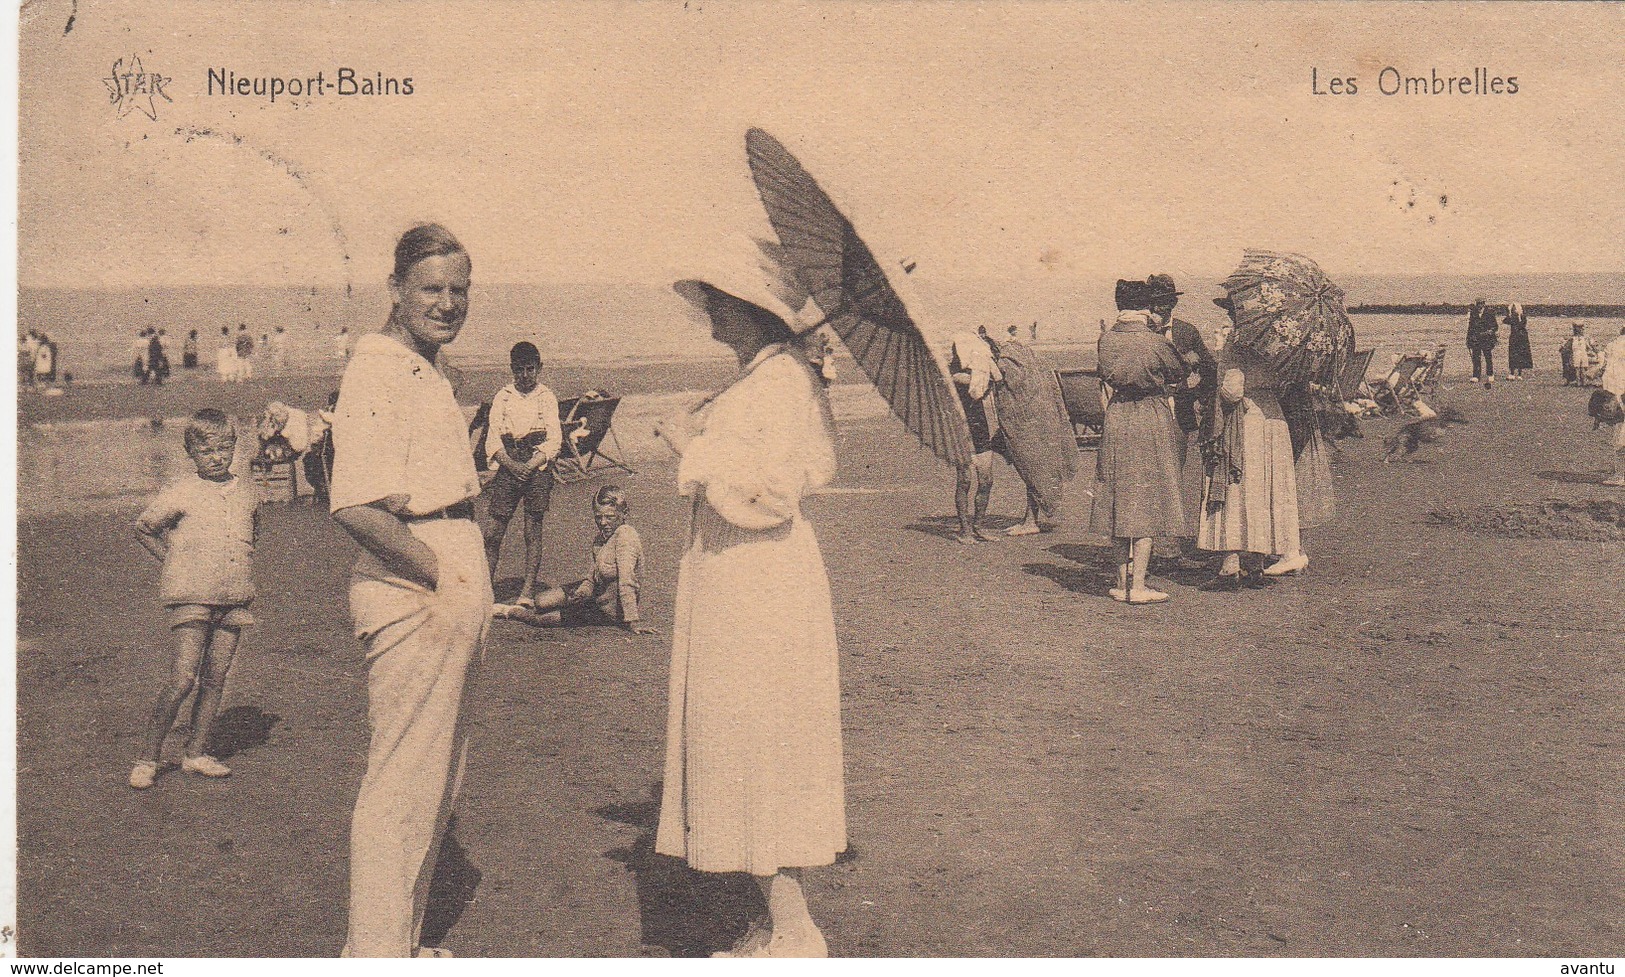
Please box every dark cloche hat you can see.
[1115,279,1156,311]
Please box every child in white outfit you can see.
[130,409,262,788]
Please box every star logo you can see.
[104,55,172,121]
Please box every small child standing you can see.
[493,486,656,634]
[130,409,262,789]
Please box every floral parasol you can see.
[1218,250,1356,385]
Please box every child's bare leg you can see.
[518,509,547,603]
[144,624,208,762]
[529,584,570,613]
[953,465,975,541]
[971,456,994,540]
[186,626,240,759]
[482,516,508,578]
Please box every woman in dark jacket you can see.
[1466,297,1498,388]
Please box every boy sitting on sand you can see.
[129,409,262,789]
[493,486,657,634]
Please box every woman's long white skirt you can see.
[656,501,846,876]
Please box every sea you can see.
[18,272,1625,382]
[17,271,1625,520]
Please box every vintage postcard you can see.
[8,0,1623,962]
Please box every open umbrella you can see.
[1217,250,1356,386]
[745,128,973,468]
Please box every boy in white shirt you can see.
[483,341,562,605]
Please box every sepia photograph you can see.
[8,0,1624,961]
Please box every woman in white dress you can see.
[653,266,844,958]
[1198,300,1302,590]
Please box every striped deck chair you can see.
[1053,368,1105,450]
[553,394,635,484]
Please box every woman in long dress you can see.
[1088,280,1192,603]
[1198,303,1302,589]
[1269,382,1333,576]
[1505,301,1533,379]
[327,224,491,957]
[654,273,844,958]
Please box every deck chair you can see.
[1417,344,1447,396]
[1365,353,1433,417]
[553,395,635,483]
[1331,348,1377,403]
[1053,368,1105,450]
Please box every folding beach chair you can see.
[1331,348,1377,404]
[1053,368,1105,450]
[1365,353,1433,417]
[1416,344,1447,396]
[553,394,635,483]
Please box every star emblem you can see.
[104,55,172,121]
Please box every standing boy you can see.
[131,409,261,788]
[483,341,562,605]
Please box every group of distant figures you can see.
[125,323,353,386]
[1463,297,1613,388]
[17,328,61,388]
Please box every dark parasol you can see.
[745,128,973,468]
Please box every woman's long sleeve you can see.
[678,353,834,531]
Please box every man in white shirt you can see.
[1601,326,1625,487]
[483,341,563,603]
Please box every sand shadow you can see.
[1046,541,1113,566]
[598,788,765,957]
[1023,562,1107,594]
[492,576,531,603]
[420,821,482,949]
[209,706,280,761]
[903,513,1027,541]
[1534,469,1617,486]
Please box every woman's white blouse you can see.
[678,346,836,531]
[329,333,481,516]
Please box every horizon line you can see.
[18,269,1625,292]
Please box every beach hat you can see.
[1115,279,1155,311]
[673,234,817,336]
[1146,273,1182,301]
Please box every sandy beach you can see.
[13,356,1623,957]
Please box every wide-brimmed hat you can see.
[673,235,815,336]
[1147,273,1182,301]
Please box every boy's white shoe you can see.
[182,755,231,777]
[129,760,158,790]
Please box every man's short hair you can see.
[510,341,541,367]
[183,408,235,452]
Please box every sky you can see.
[16,0,1625,289]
